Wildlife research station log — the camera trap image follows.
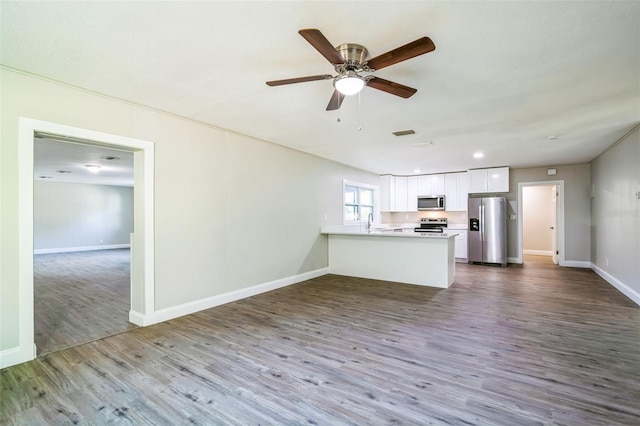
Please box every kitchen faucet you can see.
[367,212,374,231]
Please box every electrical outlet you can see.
[605,258,609,267]
[324,213,328,221]
[510,214,517,220]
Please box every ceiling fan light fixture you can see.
[334,71,365,96]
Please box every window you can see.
[343,180,378,224]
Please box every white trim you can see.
[34,244,130,255]
[517,180,566,267]
[128,310,153,327]
[15,118,155,367]
[0,344,36,370]
[150,267,330,325]
[523,249,554,256]
[508,257,522,264]
[592,264,640,306]
[562,260,591,268]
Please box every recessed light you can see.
[412,141,434,147]
[547,135,557,140]
[56,170,72,174]
[413,168,422,174]
[473,152,484,159]
[102,156,121,161]
[38,176,52,179]
[84,164,102,173]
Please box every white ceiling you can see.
[2,1,639,177]
[34,137,134,187]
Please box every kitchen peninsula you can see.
[321,226,457,288]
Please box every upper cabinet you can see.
[417,174,445,196]
[381,168,506,212]
[407,176,418,211]
[468,167,509,193]
[379,175,395,212]
[394,176,409,212]
[445,172,468,211]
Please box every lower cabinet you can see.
[451,230,468,261]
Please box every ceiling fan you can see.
[266,28,436,111]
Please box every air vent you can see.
[392,129,415,137]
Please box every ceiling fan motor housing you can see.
[335,43,368,71]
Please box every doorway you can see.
[15,118,156,365]
[522,185,557,264]
[33,137,137,354]
[517,180,565,266]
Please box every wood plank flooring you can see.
[34,249,137,355]
[3,261,639,424]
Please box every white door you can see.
[551,185,558,264]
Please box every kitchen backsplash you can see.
[381,211,468,227]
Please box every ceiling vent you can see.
[392,129,415,137]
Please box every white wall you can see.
[34,181,133,252]
[522,185,554,254]
[0,68,379,353]
[590,126,640,303]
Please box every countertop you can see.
[321,225,458,239]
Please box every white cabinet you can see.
[468,167,509,193]
[379,175,395,212]
[488,167,509,192]
[380,175,418,212]
[395,176,408,212]
[407,176,418,211]
[417,174,445,196]
[451,230,468,260]
[444,172,469,211]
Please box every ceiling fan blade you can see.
[366,77,417,98]
[326,90,345,111]
[299,28,346,65]
[366,37,435,71]
[266,74,332,86]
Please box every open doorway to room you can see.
[518,180,564,266]
[522,185,557,265]
[15,118,155,366]
[33,136,137,354]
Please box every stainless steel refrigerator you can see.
[468,196,507,266]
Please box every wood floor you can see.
[3,261,639,424]
[34,249,137,355]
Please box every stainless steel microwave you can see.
[417,195,445,211]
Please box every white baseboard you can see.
[151,267,331,325]
[34,244,130,254]
[129,310,153,327]
[591,263,640,306]
[561,260,591,268]
[0,343,36,370]
[523,250,554,256]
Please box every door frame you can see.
[17,117,155,364]
[517,180,565,265]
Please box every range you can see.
[414,218,447,233]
